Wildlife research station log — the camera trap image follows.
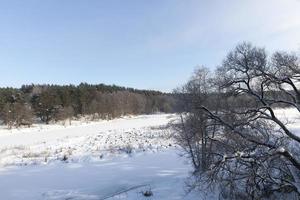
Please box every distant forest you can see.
[0,83,178,128]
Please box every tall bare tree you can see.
[176,43,300,199]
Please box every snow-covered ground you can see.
[0,114,177,167]
[1,109,299,200]
[0,114,204,200]
[0,114,176,147]
[0,150,201,200]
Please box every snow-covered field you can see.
[1,109,299,200]
[0,114,203,200]
[0,150,201,200]
[0,114,177,167]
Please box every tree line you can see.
[0,83,178,128]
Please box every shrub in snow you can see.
[62,155,68,162]
[119,144,133,155]
[142,189,153,197]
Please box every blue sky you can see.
[0,0,300,92]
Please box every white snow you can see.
[1,108,299,200]
[0,114,178,167]
[0,150,200,200]
[0,114,176,147]
[0,114,206,200]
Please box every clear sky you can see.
[0,0,300,92]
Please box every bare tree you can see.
[174,66,218,172]
[1,102,33,129]
[176,43,300,199]
[55,106,74,125]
